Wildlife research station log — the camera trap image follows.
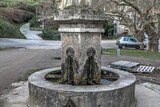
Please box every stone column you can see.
[55,8,105,84]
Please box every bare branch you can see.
[122,0,142,16]
[111,0,128,6]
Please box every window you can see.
[130,38,137,42]
[123,37,129,41]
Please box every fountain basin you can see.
[28,67,136,107]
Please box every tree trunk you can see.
[144,22,158,52]
[134,30,145,49]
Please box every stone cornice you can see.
[58,28,105,33]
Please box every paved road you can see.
[0,38,116,49]
[20,23,42,40]
[0,38,61,49]
[0,49,61,95]
[101,40,117,49]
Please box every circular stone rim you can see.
[28,66,136,92]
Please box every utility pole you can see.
[42,12,45,30]
[158,14,160,52]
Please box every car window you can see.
[130,38,138,42]
[123,37,129,41]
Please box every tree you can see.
[104,0,160,51]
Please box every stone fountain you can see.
[28,0,136,107]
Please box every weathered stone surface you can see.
[55,8,106,22]
[28,67,136,107]
[61,47,79,85]
[54,8,105,85]
[61,33,101,71]
[57,0,105,10]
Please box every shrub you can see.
[0,1,7,7]
[42,28,60,40]
[103,20,114,39]
[29,15,40,28]
[0,8,33,24]
[16,2,37,13]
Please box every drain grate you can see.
[133,66,155,73]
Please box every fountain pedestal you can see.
[54,8,106,85]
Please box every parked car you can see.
[116,36,144,49]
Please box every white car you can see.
[116,36,145,49]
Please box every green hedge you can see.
[103,20,114,39]
[29,15,40,28]
[42,28,60,40]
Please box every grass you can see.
[41,28,61,40]
[0,18,26,39]
[0,2,34,39]
[103,48,160,59]
[0,0,45,39]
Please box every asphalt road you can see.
[101,40,117,49]
[0,49,61,95]
[0,48,160,96]
[0,39,116,49]
[0,38,61,49]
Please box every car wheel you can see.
[118,45,122,49]
[136,45,140,49]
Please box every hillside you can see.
[0,1,37,39]
[0,7,34,38]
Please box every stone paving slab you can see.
[141,82,160,94]
[0,82,28,107]
[0,82,160,107]
[136,84,160,107]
